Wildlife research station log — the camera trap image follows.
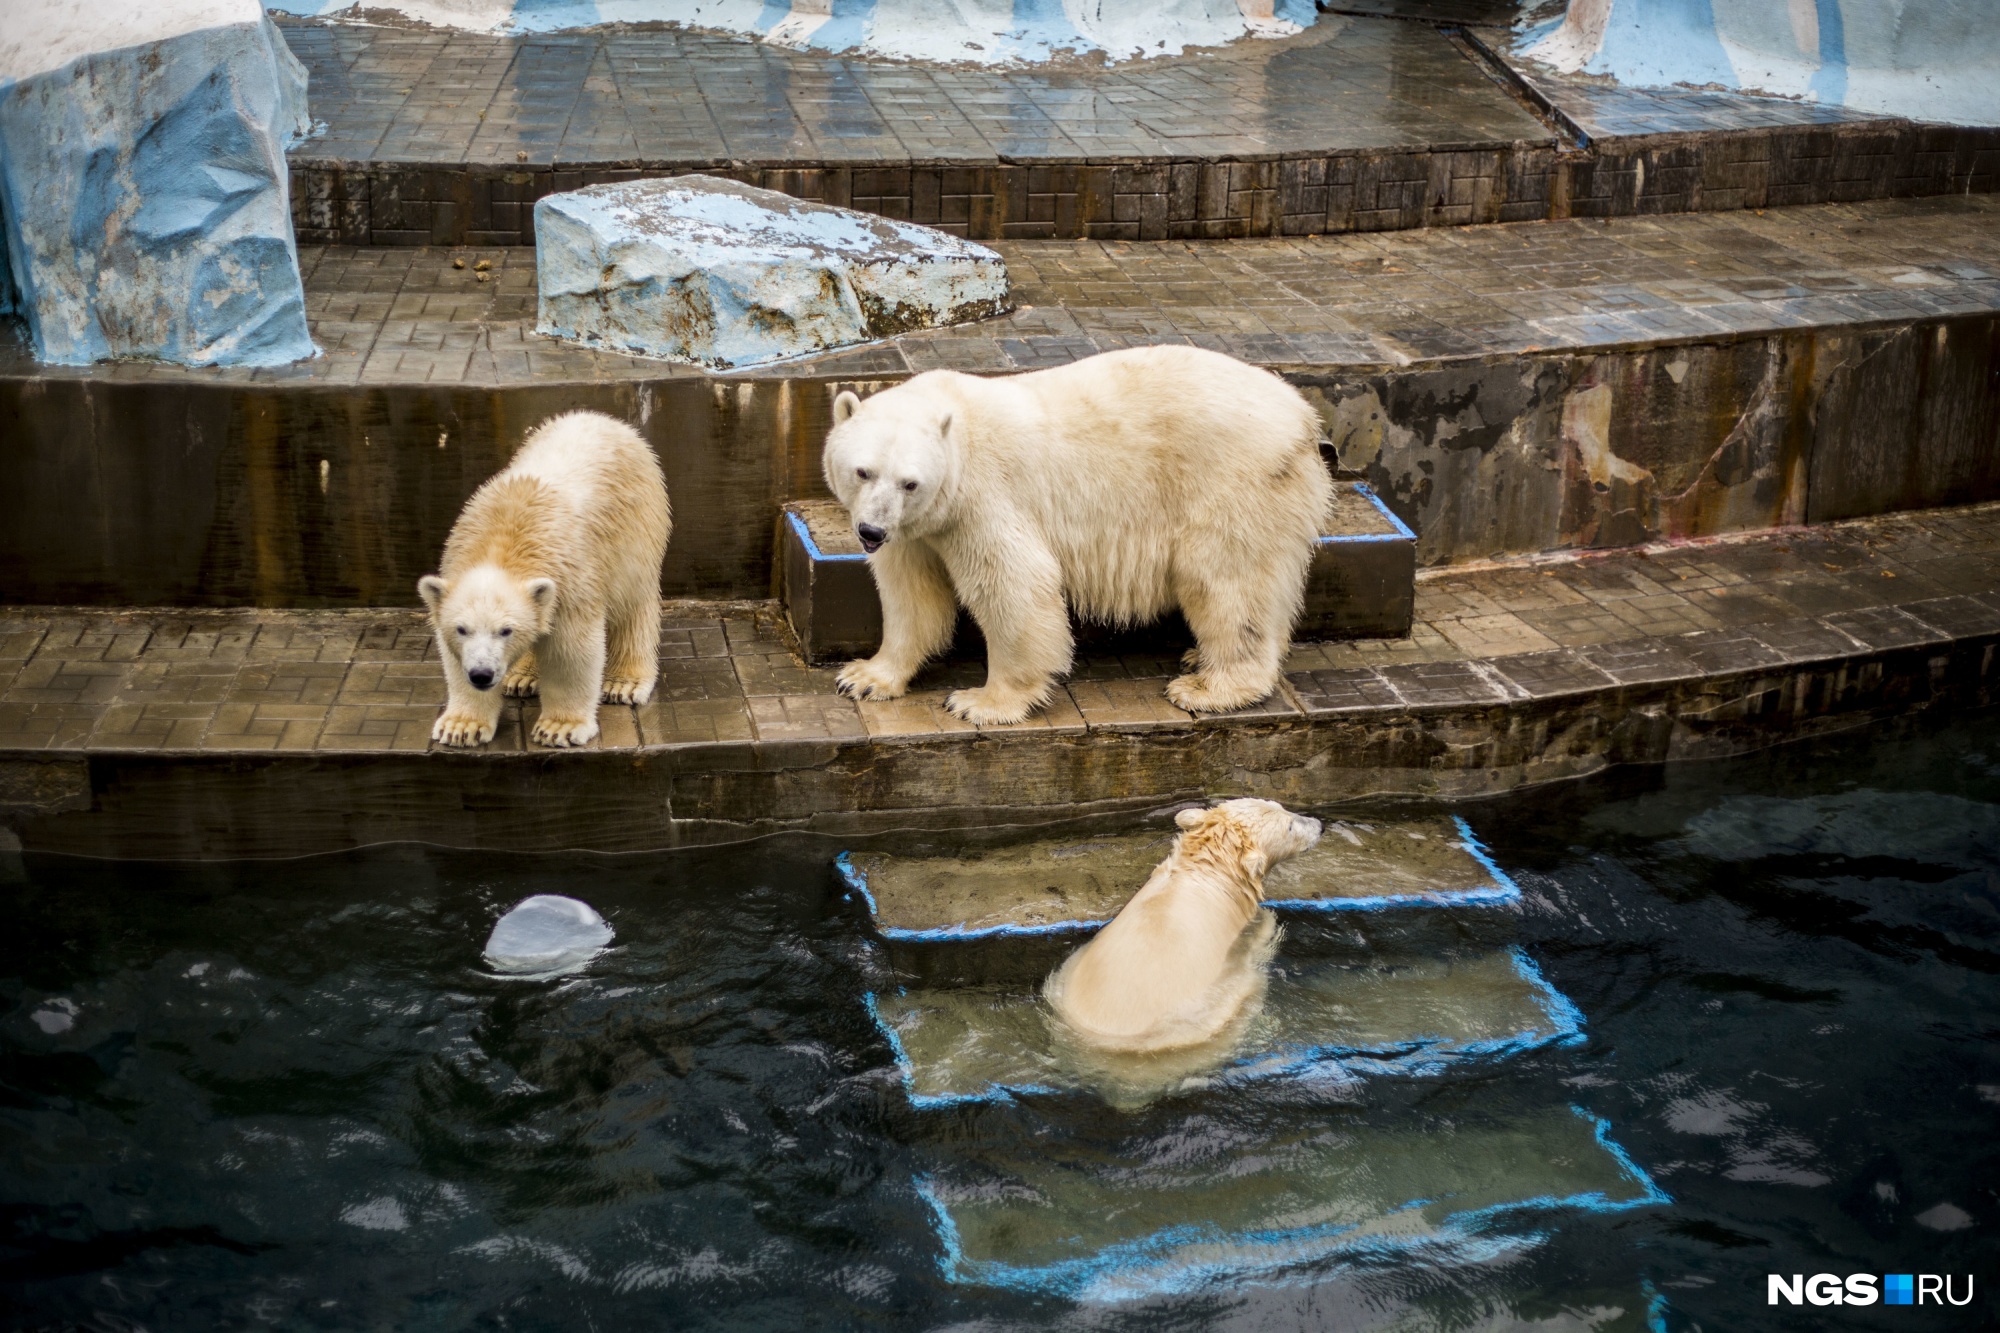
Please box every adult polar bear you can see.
[824,345,1332,724]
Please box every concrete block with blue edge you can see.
[0,1,317,367]
[840,814,1518,985]
[781,481,1414,665]
[914,1103,1667,1298]
[535,175,1010,370]
[871,945,1584,1108]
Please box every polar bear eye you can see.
[901,479,919,492]
[856,468,873,481]
[456,626,468,636]
[500,627,513,637]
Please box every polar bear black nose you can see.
[856,523,886,552]
[468,668,495,690]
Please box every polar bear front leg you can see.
[945,548,1072,725]
[530,618,605,748]
[433,639,504,747]
[837,539,957,702]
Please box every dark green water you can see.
[4,713,1998,1331]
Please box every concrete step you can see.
[6,198,1997,610]
[915,1100,1666,1296]
[780,484,1415,666]
[3,504,1997,858]
[871,945,1576,1107]
[277,15,1996,248]
[841,813,1515,983]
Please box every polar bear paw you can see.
[836,658,910,702]
[600,676,652,705]
[433,711,497,747]
[945,685,1040,726]
[531,713,600,748]
[1166,672,1266,714]
[502,665,539,698]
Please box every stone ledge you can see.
[4,504,1997,857]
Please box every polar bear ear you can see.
[833,390,861,425]
[1175,805,1211,831]
[937,411,953,439]
[525,577,557,631]
[417,575,447,613]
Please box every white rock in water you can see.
[534,175,1010,369]
[0,0,316,366]
[483,895,614,976]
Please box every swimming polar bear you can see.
[1045,798,1323,1055]
[822,345,1332,724]
[420,411,671,748]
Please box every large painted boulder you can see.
[1521,0,1999,127]
[534,176,1010,370]
[268,0,1319,63]
[0,1,316,366]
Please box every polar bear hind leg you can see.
[502,650,539,698]
[1167,557,1302,713]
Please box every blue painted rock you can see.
[0,1,316,366]
[534,175,1009,369]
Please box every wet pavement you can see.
[3,501,1995,756]
[8,196,1994,386]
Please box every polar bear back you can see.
[442,411,671,612]
[928,346,1330,625]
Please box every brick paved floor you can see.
[280,13,1546,168]
[6,195,1993,387]
[4,502,1995,756]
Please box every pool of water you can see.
[5,712,1999,1330]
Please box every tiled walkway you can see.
[280,14,1547,167]
[4,502,1996,757]
[8,196,1996,388]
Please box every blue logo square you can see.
[1885,1274,1914,1305]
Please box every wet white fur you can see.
[1044,798,1323,1054]
[822,345,1333,724]
[419,411,671,748]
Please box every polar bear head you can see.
[418,564,554,691]
[823,386,960,552]
[1174,798,1323,885]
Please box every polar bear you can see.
[1044,799,1323,1054]
[822,345,1332,724]
[419,411,671,748]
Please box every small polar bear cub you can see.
[420,410,671,748]
[1044,798,1323,1055]
[823,345,1333,725]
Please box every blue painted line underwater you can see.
[844,814,1520,941]
[864,944,1588,1108]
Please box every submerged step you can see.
[841,814,1515,942]
[782,482,1415,665]
[841,815,1518,985]
[917,1102,1666,1297]
[871,945,1582,1108]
